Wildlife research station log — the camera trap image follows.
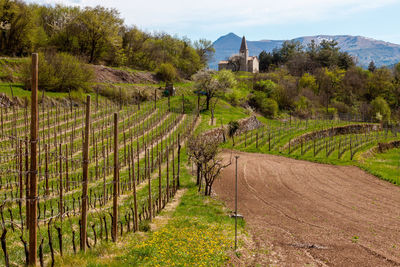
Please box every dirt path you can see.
[214,151,400,266]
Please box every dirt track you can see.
[214,151,400,266]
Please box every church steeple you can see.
[239,36,249,72]
[240,36,248,52]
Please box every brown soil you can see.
[214,151,400,266]
[92,65,159,84]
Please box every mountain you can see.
[210,33,400,69]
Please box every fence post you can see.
[112,113,119,242]
[81,95,91,251]
[28,53,39,266]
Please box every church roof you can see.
[240,36,248,52]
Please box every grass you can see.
[195,99,250,134]
[56,150,243,266]
[360,148,400,185]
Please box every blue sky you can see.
[26,0,400,44]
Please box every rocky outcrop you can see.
[201,115,262,143]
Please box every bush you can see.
[253,79,276,96]
[94,84,152,103]
[156,63,178,82]
[69,88,85,102]
[249,91,279,118]
[22,52,94,92]
[294,96,312,118]
[260,98,279,118]
[370,96,391,123]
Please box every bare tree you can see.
[228,120,239,146]
[187,135,231,195]
[228,55,242,72]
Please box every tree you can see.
[72,6,123,63]
[370,96,391,123]
[368,61,376,72]
[228,120,239,146]
[315,67,344,113]
[187,135,231,195]
[192,69,235,110]
[194,38,215,65]
[367,68,395,105]
[259,50,274,72]
[298,73,318,93]
[227,54,242,72]
[0,0,33,56]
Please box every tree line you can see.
[251,40,400,123]
[0,0,214,78]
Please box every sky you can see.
[25,0,400,44]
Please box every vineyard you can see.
[1,56,400,266]
[0,56,200,266]
[225,117,399,168]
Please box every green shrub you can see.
[319,107,338,118]
[294,96,312,118]
[260,98,279,118]
[69,88,85,102]
[253,79,276,96]
[156,63,178,82]
[22,52,94,92]
[370,96,391,123]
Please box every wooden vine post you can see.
[158,152,162,211]
[28,53,39,266]
[132,149,138,231]
[112,113,119,242]
[147,148,152,221]
[166,146,170,202]
[177,134,181,188]
[81,95,91,251]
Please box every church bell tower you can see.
[239,36,249,72]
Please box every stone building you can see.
[218,36,259,73]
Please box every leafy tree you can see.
[194,38,215,65]
[368,61,376,72]
[215,69,237,89]
[72,6,123,63]
[367,68,395,104]
[0,0,33,55]
[370,96,391,123]
[298,73,318,93]
[259,50,274,72]
[315,67,344,113]
[192,69,234,110]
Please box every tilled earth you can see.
[214,151,400,266]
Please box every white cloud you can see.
[26,0,398,37]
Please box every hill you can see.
[210,33,400,69]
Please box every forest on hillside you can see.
[0,0,214,78]
[237,40,400,123]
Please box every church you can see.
[218,36,259,73]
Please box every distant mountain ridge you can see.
[210,33,400,69]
